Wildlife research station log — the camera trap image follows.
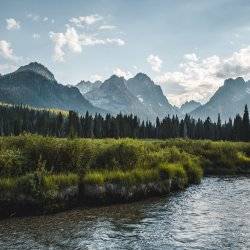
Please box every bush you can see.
[0,177,17,193]
[0,148,26,176]
[182,160,203,184]
[0,135,249,185]
[92,142,141,170]
[159,163,188,189]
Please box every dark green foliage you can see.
[0,103,249,141]
[93,143,140,170]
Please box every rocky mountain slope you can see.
[84,75,151,119]
[126,73,178,119]
[76,80,102,95]
[0,62,105,115]
[179,100,201,114]
[190,77,250,121]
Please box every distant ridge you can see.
[190,77,250,121]
[1,62,250,121]
[0,62,106,115]
[84,75,150,119]
[76,80,102,95]
[79,72,179,120]
[180,100,201,114]
[16,62,56,82]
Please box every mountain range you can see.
[190,77,250,121]
[83,73,178,120]
[76,80,102,95]
[0,62,249,121]
[180,100,201,115]
[0,62,104,115]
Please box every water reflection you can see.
[0,177,249,249]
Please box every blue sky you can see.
[1,0,250,106]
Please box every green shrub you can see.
[92,142,141,170]
[159,163,188,189]
[159,163,186,179]
[0,135,249,182]
[182,160,203,184]
[237,152,250,164]
[0,177,17,193]
[0,148,26,176]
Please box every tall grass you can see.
[83,168,159,185]
[0,134,249,192]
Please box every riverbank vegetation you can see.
[0,135,249,217]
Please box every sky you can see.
[1,0,250,106]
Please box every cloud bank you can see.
[156,46,250,106]
[50,26,125,62]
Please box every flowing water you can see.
[0,177,249,249]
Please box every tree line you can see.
[0,104,249,141]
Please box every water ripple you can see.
[0,177,249,250]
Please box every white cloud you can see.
[155,46,250,106]
[184,53,198,61]
[99,25,116,30]
[64,27,82,53]
[43,17,48,22]
[0,40,19,61]
[32,33,41,39]
[147,54,162,72]
[90,74,103,82]
[49,26,82,62]
[6,18,20,30]
[50,26,125,62]
[79,35,125,46]
[113,68,132,79]
[216,46,250,78]
[69,14,103,27]
[49,32,67,62]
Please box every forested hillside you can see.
[0,104,249,141]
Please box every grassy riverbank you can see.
[0,135,249,217]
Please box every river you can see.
[0,177,249,249]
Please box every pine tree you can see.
[243,105,250,141]
[216,114,222,140]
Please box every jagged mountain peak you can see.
[224,77,245,87]
[109,74,125,81]
[180,100,201,114]
[101,75,126,89]
[16,62,56,81]
[134,72,152,82]
[76,80,102,95]
[78,80,102,85]
[191,76,250,121]
[181,100,201,108]
[126,72,178,118]
[0,62,105,115]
